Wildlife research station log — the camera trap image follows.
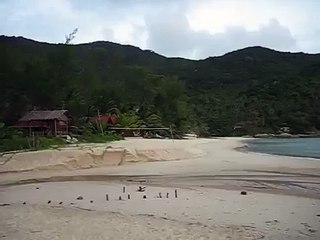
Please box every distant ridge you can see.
[1,35,320,135]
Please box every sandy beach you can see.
[0,138,320,239]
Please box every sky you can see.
[0,0,319,59]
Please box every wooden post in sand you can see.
[106,194,109,201]
[175,189,178,198]
[128,194,130,200]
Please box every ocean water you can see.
[246,138,320,159]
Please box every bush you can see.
[0,137,30,152]
[0,124,66,152]
[0,136,66,153]
[0,126,29,152]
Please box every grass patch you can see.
[36,137,65,150]
[0,125,122,153]
[0,136,65,153]
[0,137,30,152]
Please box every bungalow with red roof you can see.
[94,114,118,125]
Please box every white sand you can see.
[0,138,202,173]
[1,137,320,239]
[1,182,319,239]
[0,204,261,240]
[0,145,126,173]
[2,137,320,176]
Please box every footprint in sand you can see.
[301,222,317,234]
[265,220,279,226]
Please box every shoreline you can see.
[240,137,320,160]
[0,137,320,197]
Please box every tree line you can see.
[0,36,319,136]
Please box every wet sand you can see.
[0,138,320,239]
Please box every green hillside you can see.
[1,36,320,136]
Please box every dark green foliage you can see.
[1,36,320,136]
[0,123,65,152]
[36,137,65,150]
[0,124,29,152]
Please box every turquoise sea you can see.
[246,138,320,159]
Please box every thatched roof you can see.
[19,110,68,121]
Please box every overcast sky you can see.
[1,0,319,59]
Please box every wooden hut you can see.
[14,110,69,136]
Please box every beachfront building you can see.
[14,110,70,136]
[94,114,118,125]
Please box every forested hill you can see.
[1,35,320,136]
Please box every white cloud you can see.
[0,0,319,59]
[146,11,296,59]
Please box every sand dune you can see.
[0,139,203,173]
[0,146,125,173]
